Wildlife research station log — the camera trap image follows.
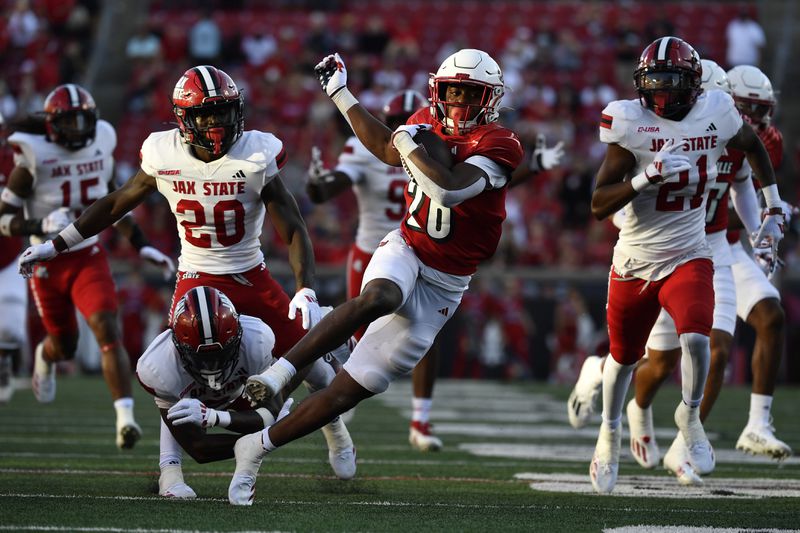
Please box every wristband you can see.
[393,133,419,160]
[630,172,652,192]
[331,88,358,121]
[216,410,231,428]
[0,187,24,207]
[761,183,782,209]
[58,223,85,250]
[0,214,14,236]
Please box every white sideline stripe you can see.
[517,472,800,499]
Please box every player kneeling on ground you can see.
[137,286,355,499]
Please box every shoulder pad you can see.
[236,131,285,175]
[95,120,117,152]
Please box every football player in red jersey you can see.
[227,49,523,505]
[0,111,25,403]
[1,85,174,447]
[723,65,792,459]
[587,37,784,494]
[307,90,446,451]
[18,67,357,495]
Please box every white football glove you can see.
[18,241,58,278]
[167,398,221,428]
[277,397,294,422]
[288,287,322,330]
[752,209,784,254]
[390,124,431,155]
[753,243,784,280]
[139,245,176,280]
[41,207,72,234]
[644,139,692,185]
[308,146,332,184]
[314,53,348,97]
[531,134,565,172]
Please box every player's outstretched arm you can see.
[262,176,321,329]
[52,168,158,253]
[306,146,352,204]
[314,53,400,166]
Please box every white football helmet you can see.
[700,59,731,94]
[429,49,504,134]
[726,65,776,127]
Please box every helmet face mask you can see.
[171,286,242,390]
[172,66,244,156]
[429,49,504,135]
[634,37,702,120]
[44,84,98,150]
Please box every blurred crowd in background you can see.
[2,0,799,383]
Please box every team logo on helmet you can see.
[171,286,242,390]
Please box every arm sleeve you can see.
[730,177,761,236]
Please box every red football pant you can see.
[606,258,714,365]
[170,263,305,357]
[29,245,118,338]
[346,244,374,341]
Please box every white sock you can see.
[601,356,634,429]
[678,332,710,407]
[114,398,135,426]
[748,393,773,427]
[159,418,183,469]
[261,427,277,452]
[412,397,433,424]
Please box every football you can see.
[413,129,453,168]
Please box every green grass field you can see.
[1,376,798,532]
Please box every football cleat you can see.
[626,399,660,469]
[229,432,266,506]
[736,421,793,460]
[158,465,197,499]
[409,421,443,452]
[322,416,357,480]
[245,369,284,404]
[116,420,142,450]
[674,402,715,474]
[31,342,56,403]
[567,355,603,429]
[662,434,703,486]
[0,355,14,403]
[590,422,621,494]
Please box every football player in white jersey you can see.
[588,37,784,494]
[0,85,174,447]
[307,90,446,451]
[569,59,778,485]
[138,286,353,499]
[0,111,26,403]
[18,67,355,480]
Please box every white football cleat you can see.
[31,342,56,403]
[590,422,621,494]
[663,434,703,486]
[245,371,283,404]
[158,465,196,499]
[409,421,443,452]
[567,355,603,429]
[626,399,660,469]
[229,432,266,506]
[0,355,14,404]
[674,402,715,474]
[116,420,142,450]
[322,416,357,480]
[736,421,793,460]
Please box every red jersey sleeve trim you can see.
[275,147,287,169]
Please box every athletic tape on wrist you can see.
[0,187,23,207]
[0,214,15,236]
[630,172,652,192]
[58,223,85,250]
[331,88,358,128]
[215,410,231,428]
[762,184,781,209]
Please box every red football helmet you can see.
[43,84,98,150]
[172,65,244,156]
[634,36,702,120]
[171,286,242,390]
[382,90,427,130]
[429,49,505,134]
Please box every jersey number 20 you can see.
[406,180,451,240]
[177,199,245,247]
